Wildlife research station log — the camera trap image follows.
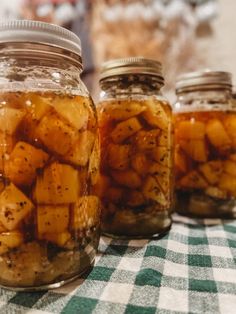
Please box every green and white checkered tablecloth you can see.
[0,214,236,314]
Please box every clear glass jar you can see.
[96,57,173,238]
[0,20,100,290]
[174,70,236,218]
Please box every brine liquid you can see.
[97,97,173,237]
[0,91,100,288]
[174,110,236,217]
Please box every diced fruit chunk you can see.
[0,133,15,172]
[27,93,51,120]
[150,147,171,167]
[178,170,208,189]
[34,162,80,204]
[175,146,187,173]
[0,108,25,134]
[94,175,110,198]
[89,136,100,186]
[37,205,69,234]
[199,160,223,185]
[149,163,170,192]
[38,231,71,247]
[131,154,149,176]
[36,113,77,155]
[179,139,208,162]
[223,114,236,149]
[219,173,236,197]
[107,143,130,170]
[52,96,89,130]
[111,117,142,143]
[176,120,205,140]
[71,196,100,230]
[206,119,231,152]
[142,99,169,130]
[223,160,236,177]
[5,141,49,186]
[142,176,167,206]
[64,131,95,166]
[0,183,34,230]
[111,170,142,188]
[100,101,145,121]
[0,231,24,255]
[135,129,160,150]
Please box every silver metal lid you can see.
[100,57,164,85]
[0,20,81,56]
[176,70,232,93]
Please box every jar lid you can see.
[100,57,164,85]
[176,70,232,93]
[0,20,81,57]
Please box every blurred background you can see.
[0,0,235,101]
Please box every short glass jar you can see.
[0,20,100,290]
[174,70,236,218]
[97,57,173,238]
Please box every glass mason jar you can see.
[97,57,173,238]
[0,20,100,290]
[174,70,236,218]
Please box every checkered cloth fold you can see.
[0,214,236,314]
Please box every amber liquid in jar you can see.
[97,97,173,237]
[175,109,236,217]
[0,91,100,288]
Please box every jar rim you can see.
[176,70,232,94]
[99,57,164,85]
[0,20,82,60]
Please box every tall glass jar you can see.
[0,20,100,290]
[174,70,236,218]
[97,57,173,238]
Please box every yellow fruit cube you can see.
[71,195,100,230]
[150,147,171,167]
[223,114,236,149]
[219,173,236,197]
[179,139,208,162]
[107,143,131,170]
[5,141,49,186]
[36,113,78,155]
[223,160,236,177]
[0,108,25,134]
[52,95,90,130]
[149,162,170,192]
[206,119,231,152]
[131,154,150,176]
[64,130,95,167]
[111,170,142,188]
[34,162,80,204]
[157,131,170,146]
[38,231,71,247]
[178,170,208,189]
[142,99,169,130]
[0,183,34,230]
[0,231,24,255]
[0,133,15,172]
[27,93,51,120]
[176,120,205,140]
[199,160,223,185]
[37,205,69,234]
[142,176,167,206]
[111,117,142,143]
[135,129,160,151]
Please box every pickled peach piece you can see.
[199,161,223,185]
[106,187,124,202]
[27,93,51,120]
[5,141,49,186]
[36,113,77,155]
[0,183,34,230]
[175,146,187,173]
[151,147,171,167]
[34,162,80,204]
[52,96,89,130]
[223,114,236,149]
[0,133,15,172]
[178,170,208,189]
[149,163,170,192]
[111,170,142,188]
[206,119,231,151]
[205,186,227,199]
[157,131,169,146]
[71,196,100,230]
[65,130,95,167]
[219,173,236,197]
[179,139,208,162]
[111,117,142,143]
[38,231,71,247]
[127,190,145,207]
[108,143,131,170]
[176,120,205,140]
[142,176,167,206]
[131,154,149,176]
[0,231,24,255]
[0,108,25,135]
[223,160,236,177]
[135,129,160,151]
[100,101,145,121]
[142,99,169,130]
[37,205,69,234]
